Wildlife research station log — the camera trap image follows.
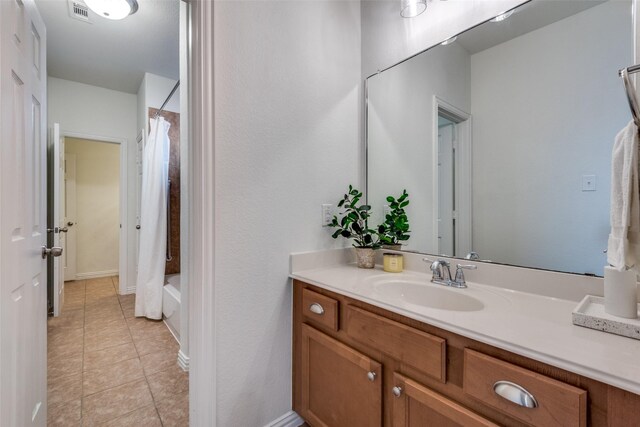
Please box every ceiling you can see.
[457,0,607,55]
[36,0,180,94]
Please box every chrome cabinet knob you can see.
[41,246,63,259]
[136,225,141,230]
[392,386,403,397]
[309,303,324,315]
[493,381,538,408]
[367,371,376,382]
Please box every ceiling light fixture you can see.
[491,10,514,23]
[84,0,138,20]
[400,0,427,18]
[441,36,457,46]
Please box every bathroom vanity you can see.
[290,251,640,427]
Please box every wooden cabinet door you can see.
[391,373,498,427]
[301,324,382,427]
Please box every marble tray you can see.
[572,295,640,340]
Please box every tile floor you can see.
[47,276,189,426]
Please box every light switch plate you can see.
[582,175,596,192]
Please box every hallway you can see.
[47,277,188,426]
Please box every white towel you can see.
[607,120,640,273]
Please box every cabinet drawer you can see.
[302,288,339,331]
[345,305,446,382]
[463,349,587,427]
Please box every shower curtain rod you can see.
[154,80,181,119]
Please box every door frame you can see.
[432,96,472,257]
[61,131,128,292]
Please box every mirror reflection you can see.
[367,0,633,276]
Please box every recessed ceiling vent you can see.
[68,0,92,23]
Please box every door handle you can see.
[42,246,63,259]
[59,227,68,233]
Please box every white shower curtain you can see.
[135,117,171,319]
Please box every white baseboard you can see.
[265,411,304,427]
[178,349,190,372]
[75,270,119,280]
[123,286,136,295]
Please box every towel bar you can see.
[619,65,640,128]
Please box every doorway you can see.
[63,137,122,283]
[433,96,473,257]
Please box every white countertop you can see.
[290,253,640,395]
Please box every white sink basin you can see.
[372,280,485,312]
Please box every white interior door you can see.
[0,0,48,425]
[64,152,77,281]
[52,124,65,316]
[136,129,144,274]
[438,123,455,256]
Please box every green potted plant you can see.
[328,185,381,268]
[377,189,410,250]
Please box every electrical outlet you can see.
[321,204,334,227]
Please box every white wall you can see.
[137,72,180,138]
[213,1,361,424]
[48,77,137,290]
[367,42,470,253]
[65,138,120,276]
[470,2,632,275]
[361,0,528,78]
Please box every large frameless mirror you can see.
[366,0,633,276]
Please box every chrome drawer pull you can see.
[493,381,538,409]
[367,371,376,382]
[309,303,325,315]
[392,386,403,397]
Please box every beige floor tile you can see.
[64,298,87,311]
[64,291,85,300]
[83,357,145,396]
[127,318,170,341]
[84,308,124,324]
[83,342,138,371]
[48,309,84,332]
[48,351,83,380]
[84,326,132,352]
[47,399,81,427]
[81,379,154,425]
[119,299,135,311]
[122,305,135,319]
[101,405,162,427]
[48,340,84,361]
[146,365,189,402]
[140,348,179,376]
[134,332,179,357]
[65,280,86,289]
[85,295,119,307]
[48,327,84,350]
[118,293,135,303]
[48,372,82,406]
[84,317,128,334]
[85,276,115,286]
[156,390,189,426]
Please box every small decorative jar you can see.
[383,253,404,273]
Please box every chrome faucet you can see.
[422,258,477,288]
[422,258,453,286]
